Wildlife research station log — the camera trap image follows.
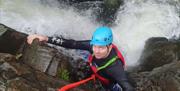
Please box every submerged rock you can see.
[98,0,123,25]
[61,0,123,26]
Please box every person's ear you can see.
[109,44,113,48]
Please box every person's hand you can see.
[27,34,48,45]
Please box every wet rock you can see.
[6,78,39,91]
[176,40,180,60]
[0,81,6,91]
[1,63,17,80]
[138,37,178,71]
[98,0,123,25]
[35,71,85,91]
[0,24,27,55]
[69,59,90,81]
[0,54,31,80]
[22,38,73,78]
[0,53,16,64]
[129,37,180,91]
[0,53,40,91]
[22,39,55,73]
[46,56,59,76]
[104,0,122,9]
[61,0,123,26]
[148,61,180,91]
[59,0,103,5]
[0,52,85,91]
[0,24,96,91]
[130,61,180,91]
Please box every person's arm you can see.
[47,37,91,51]
[107,61,135,91]
[27,34,92,51]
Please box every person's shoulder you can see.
[108,59,123,69]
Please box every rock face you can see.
[129,37,180,91]
[22,39,57,73]
[138,37,179,71]
[0,24,27,55]
[130,61,180,91]
[0,53,85,91]
[0,24,86,91]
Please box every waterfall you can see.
[0,0,97,39]
[113,0,180,66]
[0,0,180,67]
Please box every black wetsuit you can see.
[47,37,135,91]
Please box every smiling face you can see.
[92,45,112,59]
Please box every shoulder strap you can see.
[97,56,118,71]
[112,44,125,66]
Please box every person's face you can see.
[92,45,112,59]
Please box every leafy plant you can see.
[58,68,70,81]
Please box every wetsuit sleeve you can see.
[47,37,92,52]
[107,61,135,91]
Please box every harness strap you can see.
[59,75,96,91]
[97,56,118,71]
[112,44,125,66]
[89,56,118,85]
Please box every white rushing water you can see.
[0,0,180,67]
[113,0,180,66]
[0,0,97,39]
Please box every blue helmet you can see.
[90,26,113,46]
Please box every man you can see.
[27,26,135,91]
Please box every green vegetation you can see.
[58,68,70,81]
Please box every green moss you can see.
[57,68,70,81]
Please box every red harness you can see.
[88,44,125,85]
